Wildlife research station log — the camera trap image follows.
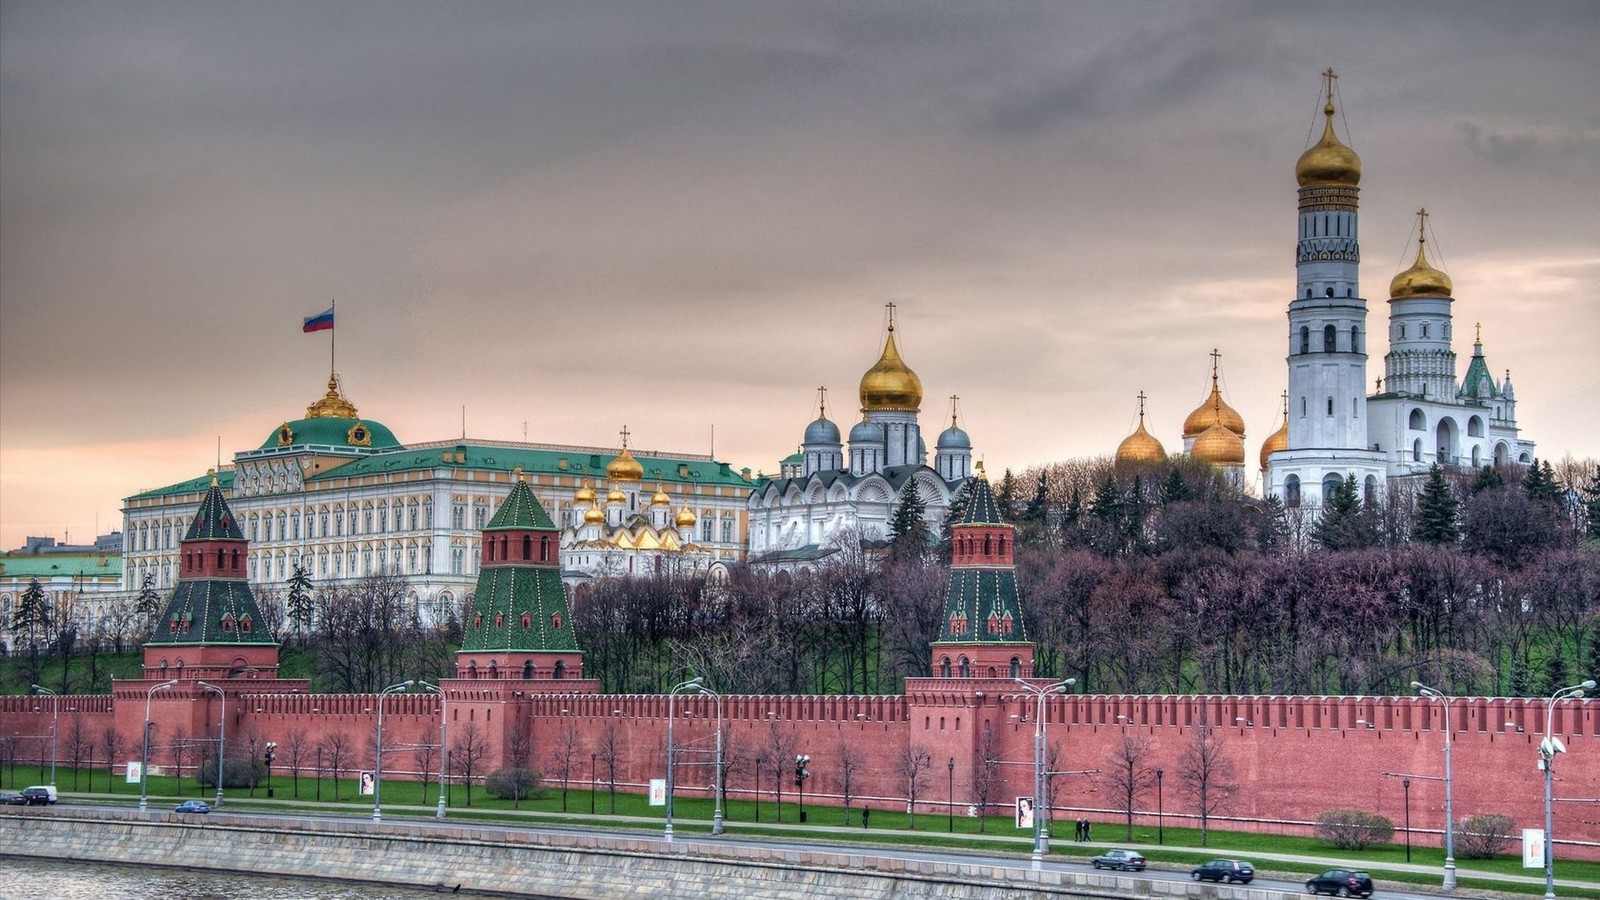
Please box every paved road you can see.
[52,796,1600,896]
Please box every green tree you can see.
[285,564,315,645]
[888,481,929,561]
[13,578,51,684]
[1021,473,1048,524]
[1524,458,1560,504]
[996,468,1018,520]
[1161,467,1192,505]
[1469,465,1504,494]
[1412,464,1460,545]
[1313,474,1380,551]
[134,573,162,634]
[1582,465,1600,541]
[1088,473,1125,556]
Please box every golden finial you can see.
[974,459,987,480]
[1476,322,1482,344]
[513,466,525,483]
[1322,67,1338,116]
[817,386,828,419]
[949,394,961,428]
[1210,348,1222,388]
[1281,391,1289,415]
[207,467,218,487]
[885,301,897,332]
[619,425,631,450]
[1136,390,1149,422]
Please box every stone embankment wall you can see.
[4,807,1250,900]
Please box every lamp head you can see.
[1582,680,1597,690]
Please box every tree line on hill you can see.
[8,456,1599,700]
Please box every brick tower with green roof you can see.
[930,464,1035,679]
[142,472,280,679]
[457,468,585,680]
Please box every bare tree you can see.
[451,721,490,807]
[170,726,191,791]
[548,721,582,812]
[1102,734,1158,840]
[99,727,127,794]
[896,744,933,829]
[319,731,352,801]
[835,739,862,825]
[502,722,535,809]
[973,727,1004,833]
[412,737,438,807]
[595,720,622,814]
[765,724,796,822]
[63,717,90,792]
[283,729,310,799]
[1178,721,1237,846]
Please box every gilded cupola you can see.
[605,427,645,481]
[858,305,923,412]
[305,374,360,419]
[583,506,606,525]
[1192,421,1246,466]
[1259,392,1290,470]
[1183,351,1246,440]
[1295,69,1362,188]
[574,481,596,503]
[1389,209,1453,300]
[1115,392,1166,465]
[651,485,672,506]
[675,506,698,527]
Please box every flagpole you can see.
[330,298,337,379]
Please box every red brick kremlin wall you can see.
[2,681,1595,857]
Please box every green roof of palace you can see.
[0,554,121,579]
[486,479,557,530]
[129,470,236,502]
[256,416,402,452]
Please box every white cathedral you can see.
[746,306,974,565]
[1261,71,1536,508]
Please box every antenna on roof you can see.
[710,423,715,460]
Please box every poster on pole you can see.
[359,771,375,795]
[648,778,667,806]
[1523,829,1544,867]
[1015,796,1034,829]
[125,761,141,783]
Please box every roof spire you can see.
[1137,390,1149,423]
[949,394,961,428]
[885,301,896,333]
[816,386,828,419]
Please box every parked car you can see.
[1192,859,1255,883]
[1305,869,1374,898]
[1091,849,1147,872]
[174,800,211,814]
[0,790,27,805]
[21,786,57,805]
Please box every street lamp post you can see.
[196,682,226,807]
[1014,676,1075,867]
[418,681,448,819]
[947,757,955,833]
[1413,681,1457,892]
[372,679,415,823]
[30,686,58,787]
[685,682,724,835]
[1540,679,1595,900]
[1156,768,1164,844]
[263,741,277,798]
[794,754,811,824]
[665,676,702,841]
[138,679,178,812]
[590,752,597,815]
[1402,778,1412,862]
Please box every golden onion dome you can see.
[858,324,923,411]
[583,506,606,525]
[1183,385,1246,439]
[1389,230,1453,300]
[574,482,596,503]
[675,506,698,527]
[605,446,644,482]
[1295,98,1362,187]
[1116,419,1166,465]
[606,487,626,504]
[1259,420,1289,470]
[651,485,672,506]
[1192,422,1246,466]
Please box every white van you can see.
[22,785,58,805]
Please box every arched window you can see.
[1412,439,1422,462]
[1409,409,1426,431]
[940,657,951,678]
[523,535,532,559]
[553,660,566,680]
[541,535,551,561]
[1468,416,1485,438]
[1284,475,1301,509]
[216,548,225,567]
[1009,657,1021,679]
[1322,474,1344,501]
[488,661,498,679]
[959,656,971,678]
[1350,326,1360,353]
[521,612,532,629]
[1299,326,1310,355]
[1327,397,1335,415]
[1324,324,1337,352]
[467,662,478,678]
[523,661,534,679]
[983,534,992,555]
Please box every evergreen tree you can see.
[286,564,315,644]
[12,578,50,648]
[888,481,929,561]
[996,469,1018,520]
[1161,467,1191,505]
[1540,653,1570,698]
[1469,465,1504,494]
[1584,466,1600,542]
[134,573,163,633]
[1088,474,1125,556]
[1059,487,1085,549]
[1255,495,1289,555]
[1507,656,1532,697]
[1412,464,1460,545]
[1524,459,1560,504]
[1021,473,1049,524]
[1312,474,1379,551]
[1124,475,1149,554]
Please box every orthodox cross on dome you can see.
[619,425,631,450]
[1322,67,1338,105]
[1281,391,1290,415]
[1210,347,1223,383]
[1136,390,1149,422]
[816,386,828,418]
[885,301,897,332]
[948,394,961,427]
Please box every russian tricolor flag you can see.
[302,307,335,333]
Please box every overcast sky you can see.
[3,1,1597,549]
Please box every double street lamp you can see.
[794,754,811,824]
[29,685,57,787]
[664,677,703,841]
[1540,679,1594,900]
[1412,681,1457,892]
[417,680,449,819]
[372,679,415,823]
[1014,676,1075,867]
[139,679,178,812]
[196,682,226,807]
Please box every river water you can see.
[4,856,465,899]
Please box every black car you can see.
[1193,859,1255,884]
[1091,849,1147,872]
[0,790,26,805]
[1306,869,1374,898]
[20,787,55,806]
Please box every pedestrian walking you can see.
[862,807,870,829]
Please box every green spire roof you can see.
[184,478,245,541]
[959,474,1003,525]
[1459,344,1499,401]
[461,567,577,652]
[939,568,1029,643]
[486,476,556,530]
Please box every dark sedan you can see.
[1192,859,1255,883]
[1091,849,1147,872]
[1306,869,1374,897]
[174,800,211,814]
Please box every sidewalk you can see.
[75,791,1600,893]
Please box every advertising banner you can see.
[1523,829,1545,868]
[648,778,667,806]
[1015,796,1034,829]
[125,761,141,783]
[359,771,375,795]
